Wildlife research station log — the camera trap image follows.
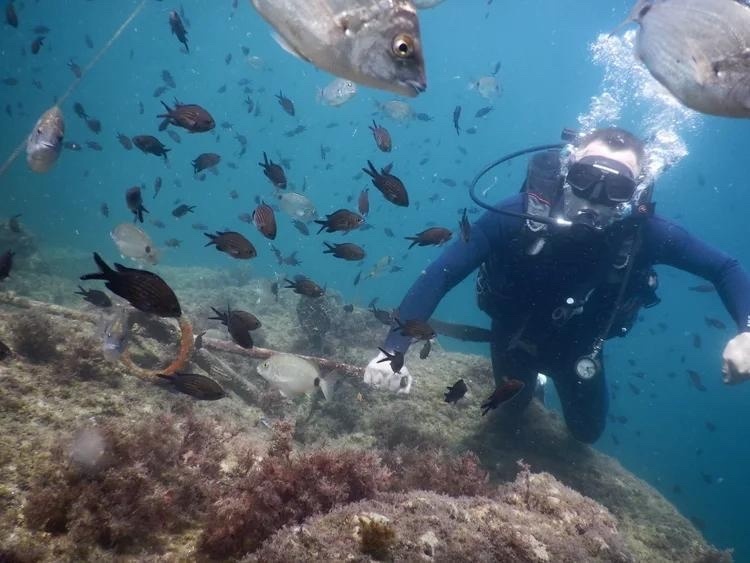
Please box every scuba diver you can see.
[363,126,750,443]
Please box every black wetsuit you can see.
[384,193,750,443]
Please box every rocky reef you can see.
[0,256,734,562]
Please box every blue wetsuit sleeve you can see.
[383,204,510,353]
[649,216,750,332]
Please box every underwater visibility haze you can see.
[1,0,750,561]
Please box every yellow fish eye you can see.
[392,34,415,59]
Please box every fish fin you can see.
[317,374,337,401]
[80,252,112,281]
[270,31,310,63]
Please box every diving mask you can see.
[566,156,637,206]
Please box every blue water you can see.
[2,0,749,559]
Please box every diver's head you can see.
[562,127,646,231]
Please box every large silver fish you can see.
[630,0,750,117]
[26,105,64,173]
[250,0,426,97]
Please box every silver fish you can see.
[26,106,64,173]
[251,0,426,97]
[317,77,358,106]
[100,308,131,361]
[257,353,334,399]
[629,0,750,117]
[110,223,160,266]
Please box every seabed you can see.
[0,242,732,562]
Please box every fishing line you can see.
[0,0,148,178]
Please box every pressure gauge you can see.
[575,355,600,380]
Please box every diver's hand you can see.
[722,332,750,385]
[364,350,412,393]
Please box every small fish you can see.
[30,35,45,55]
[100,203,109,217]
[257,353,334,399]
[153,176,162,199]
[358,188,370,216]
[458,208,470,242]
[158,100,215,133]
[474,106,493,118]
[270,281,279,302]
[353,271,362,286]
[252,201,277,240]
[314,209,364,234]
[259,151,287,188]
[317,77,357,106]
[688,284,715,293]
[276,91,295,116]
[377,347,404,373]
[73,102,88,119]
[161,69,176,88]
[85,34,94,49]
[172,204,195,217]
[405,227,452,249]
[158,373,225,400]
[210,306,260,349]
[704,316,726,330]
[85,117,102,134]
[116,132,132,150]
[705,420,716,432]
[323,242,365,261]
[26,106,64,173]
[480,379,524,415]
[343,304,354,313]
[80,253,181,317]
[192,152,221,173]
[370,304,394,325]
[0,250,15,281]
[393,318,435,341]
[362,160,409,207]
[692,333,702,349]
[125,186,148,223]
[204,231,256,259]
[419,339,432,359]
[452,105,461,135]
[444,378,467,403]
[100,308,131,360]
[169,10,189,52]
[251,0,426,97]
[284,275,324,298]
[687,369,707,391]
[164,238,181,248]
[86,141,103,152]
[369,120,392,152]
[132,135,170,160]
[66,58,82,78]
[75,285,112,308]
[5,2,18,28]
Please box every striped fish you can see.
[252,201,277,240]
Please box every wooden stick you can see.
[0,291,365,379]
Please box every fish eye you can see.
[392,34,415,59]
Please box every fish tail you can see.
[74,285,86,296]
[322,242,334,254]
[80,252,114,281]
[157,100,172,117]
[203,232,216,247]
[313,220,327,234]
[317,375,336,401]
[377,347,393,360]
